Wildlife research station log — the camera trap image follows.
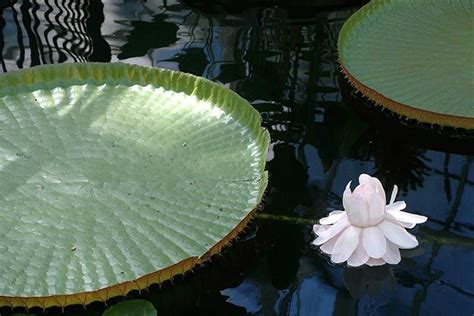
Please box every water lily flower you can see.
[313,174,427,267]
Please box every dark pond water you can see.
[0,0,473,315]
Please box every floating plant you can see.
[313,174,427,267]
[338,0,474,130]
[0,63,269,309]
[103,299,157,316]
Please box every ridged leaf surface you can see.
[0,63,269,307]
[339,0,474,128]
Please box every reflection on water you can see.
[0,1,473,315]
[343,266,396,299]
[0,0,110,70]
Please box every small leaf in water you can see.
[103,300,157,316]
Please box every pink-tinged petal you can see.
[345,195,370,227]
[359,174,385,203]
[388,210,427,225]
[329,210,344,216]
[385,212,416,229]
[359,174,374,186]
[378,220,419,249]
[353,183,375,201]
[362,227,386,258]
[359,174,382,190]
[347,237,369,267]
[313,216,350,245]
[342,181,352,211]
[319,233,341,254]
[373,179,387,205]
[383,241,401,265]
[368,193,386,225]
[319,212,346,225]
[399,221,416,229]
[386,201,407,212]
[390,185,398,204]
[331,226,361,263]
[366,258,386,266]
[313,224,328,236]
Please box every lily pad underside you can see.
[338,0,474,130]
[0,63,269,309]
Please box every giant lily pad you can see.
[0,63,269,308]
[338,0,474,129]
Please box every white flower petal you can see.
[385,212,416,229]
[331,226,361,263]
[359,174,374,186]
[359,174,386,202]
[342,181,352,211]
[313,224,328,236]
[383,241,401,265]
[399,221,416,229]
[319,233,340,254]
[388,210,427,225]
[319,212,346,225]
[362,226,386,259]
[368,193,386,225]
[373,182,387,205]
[378,220,419,249]
[313,216,350,245]
[390,185,398,204]
[347,236,369,267]
[366,258,386,266]
[345,195,370,227]
[386,201,407,212]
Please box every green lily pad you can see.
[338,0,474,129]
[0,63,269,309]
[103,300,157,316]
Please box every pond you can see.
[0,0,473,315]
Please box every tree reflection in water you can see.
[0,0,110,71]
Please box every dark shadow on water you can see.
[339,73,474,155]
[117,14,178,60]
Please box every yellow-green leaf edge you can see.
[0,62,270,309]
[338,0,474,130]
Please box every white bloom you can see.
[313,174,427,267]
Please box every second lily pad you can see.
[338,0,474,129]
